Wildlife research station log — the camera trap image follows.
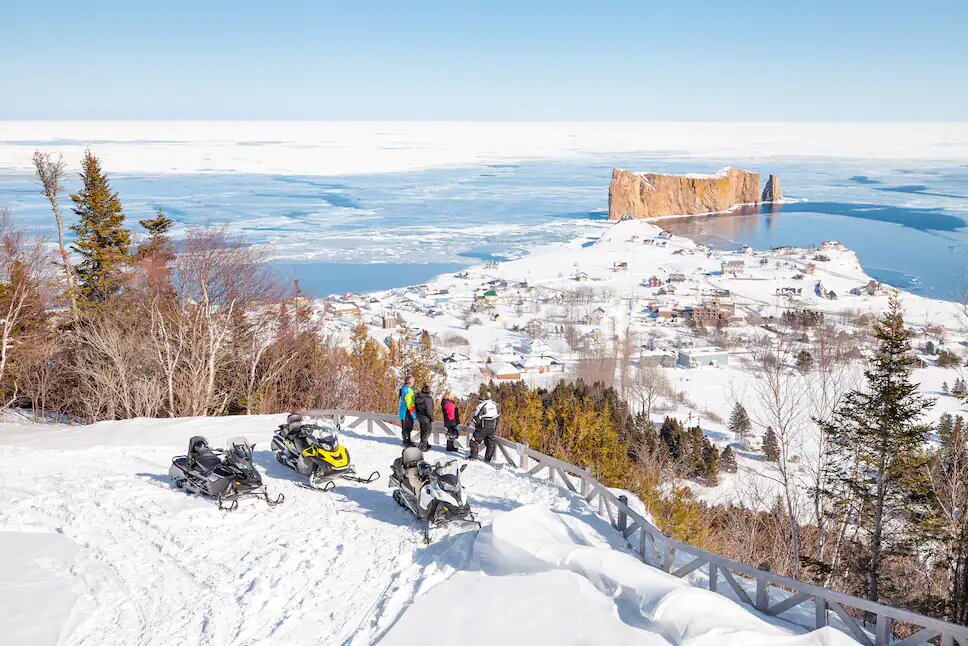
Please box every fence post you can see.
[366,418,373,434]
[874,613,892,646]
[517,442,529,470]
[755,564,770,611]
[815,597,827,628]
[708,563,718,592]
[617,495,628,533]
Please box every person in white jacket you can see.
[470,392,500,461]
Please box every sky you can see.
[1,1,966,121]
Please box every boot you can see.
[419,440,430,452]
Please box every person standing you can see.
[398,376,417,447]
[470,391,500,462]
[441,392,461,452]
[414,384,435,452]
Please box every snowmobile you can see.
[169,436,285,511]
[389,447,480,543]
[271,413,380,491]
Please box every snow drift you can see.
[0,414,858,645]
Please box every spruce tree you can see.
[820,293,934,602]
[69,150,131,302]
[728,402,752,444]
[136,209,174,262]
[659,417,684,460]
[762,426,780,462]
[943,381,950,395]
[937,413,955,444]
[721,444,738,473]
[703,444,720,486]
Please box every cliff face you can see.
[608,167,762,220]
[762,174,782,202]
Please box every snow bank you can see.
[1,413,862,645]
[385,505,858,645]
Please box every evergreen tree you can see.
[69,150,131,302]
[943,381,950,395]
[136,209,174,262]
[795,349,814,373]
[819,293,934,602]
[720,444,738,473]
[702,444,720,486]
[728,403,752,444]
[762,426,780,462]
[659,416,684,459]
[938,413,955,445]
[954,378,967,399]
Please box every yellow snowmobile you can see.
[271,414,379,491]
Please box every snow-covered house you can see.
[442,352,473,367]
[589,307,607,324]
[329,301,361,317]
[487,362,522,381]
[521,337,551,356]
[639,349,676,368]
[612,261,629,272]
[677,347,728,368]
[644,276,663,288]
[668,273,687,283]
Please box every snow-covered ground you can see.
[0,413,859,645]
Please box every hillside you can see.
[0,413,860,645]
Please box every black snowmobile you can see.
[271,413,380,491]
[169,436,284,511]
[389,447,480,543]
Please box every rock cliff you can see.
[762,174,782,202]
[608,167,764,220]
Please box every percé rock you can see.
[762,174,782,202]
[608,167,763,220]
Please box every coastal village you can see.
[306,172,968,504]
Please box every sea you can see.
[1,155,966,299]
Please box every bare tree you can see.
[32,151,78,316]
[627,360,670,423]
[748,334,810,575]
[0,209,56,407]
[800,324,859,581]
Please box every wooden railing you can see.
[308,409,968,646]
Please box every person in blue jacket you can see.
[398,375,418,447]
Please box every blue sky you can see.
[1,1,965,120]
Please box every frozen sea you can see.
[0,126,967,298]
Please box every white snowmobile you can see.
[388,447,480,543]
[169,436,285,511]
[271,413,380,491]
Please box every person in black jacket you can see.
[414,384,435,451]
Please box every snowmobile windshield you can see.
[226,437,253,462]
[437,472,461,493]
[303,421,339,451]
[434,460,462,493]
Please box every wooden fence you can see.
[307,409,968,646]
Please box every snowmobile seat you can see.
[402,447,424,467]
[188,436,222,472]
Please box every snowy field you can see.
[4,121,968,176]
[0,413,859,646]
